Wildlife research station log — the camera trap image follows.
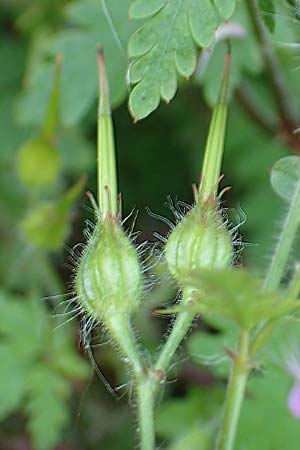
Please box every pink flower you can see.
[288,382,300,418]
[285,350,300,418]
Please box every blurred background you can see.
[1,0,300,449]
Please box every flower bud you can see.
[165,200,233,286]
[76,215,143,321]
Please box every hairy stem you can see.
[134,52,232,450]
[263,177,300,291]
[216,330,250,450]
[108,314,144,376]
[137,378,156,450]
[250,186,300,355]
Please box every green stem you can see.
[263,177,300,291]
[216,330,250,450]
[137,378,156,450]
[108,314,156,450]
[137,291,195,450]
[155,309,194,374]
[132,52,232,450]
[108,314,143,376]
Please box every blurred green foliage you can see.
[1,0,300,449]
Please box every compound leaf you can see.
[128,0,238,120]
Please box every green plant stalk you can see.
[153,53,230,374]
[108,314,143,376]
[263,178,300,291]
[96,52,147,448]
[134,54,231,450]
[108,313,155,450]
[155,308,195,374]
[137,377,156,450]
[250,169,300,357]
[216,330,250,450]
[97,49,118,216]
[152,53,230,377]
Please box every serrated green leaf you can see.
[271,156,300,202]
[128,0,238,119]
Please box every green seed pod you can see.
[76,214,143,321]
[165,200,233,286]
[20,177,84,250]
[17,137,60,189]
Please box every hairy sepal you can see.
[165,199,233,287]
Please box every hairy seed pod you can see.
[75,214,143,321]
[165,200,233,286]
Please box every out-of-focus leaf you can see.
[0,345,28,419]
[237,367,300,450]
[17,0,134,126]
[161,269,300,329]
[59,128,94,175]
[156,387,223,440]
[0,290,89,448]
[258,0,276,33]
[17,137,61,189]
[214,0,238,20]
[223,105,286,268]
[20,177,85,250]
[270,156,300,202]
[187,318,239,377]
[0,40,26,88]
[25,366,70,450]
[168,427,210,450]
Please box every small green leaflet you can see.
[128,0,238,120]
[214,0,237,20]
[158,269,300,330]
[271,156,300,202]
